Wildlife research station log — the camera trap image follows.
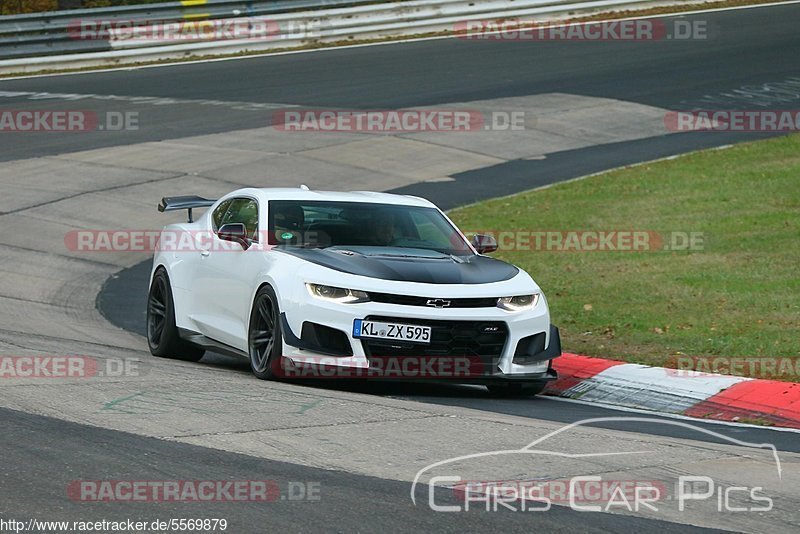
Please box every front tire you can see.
[147,268,204,362]
[486,382,547,398]
[248,285,283,380]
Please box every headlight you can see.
[306,283,370,304]
[497,294,539,311]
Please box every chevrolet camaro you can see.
[146,187,561,396]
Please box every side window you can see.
[212,199,232,231]
[217,198,259,242]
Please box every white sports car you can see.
[147,187,561,396]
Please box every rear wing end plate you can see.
[158,196,216,223]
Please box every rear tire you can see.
[147,268,205,362]
[248,285,283,380]
[486,382,547,398]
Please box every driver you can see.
[370,212,396,246]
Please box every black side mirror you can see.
[218,223,250,250]
[470,234,498,254]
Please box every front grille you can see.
[360,316,508,375]
[368,292,498,308]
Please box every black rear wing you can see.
[158,196,216,223]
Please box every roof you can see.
[226,187,436,208]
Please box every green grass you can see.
[449,135,800,372]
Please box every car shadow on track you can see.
[200,351,524,399]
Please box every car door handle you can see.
[200,249,210,257]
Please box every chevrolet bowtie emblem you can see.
[426,298,452,308]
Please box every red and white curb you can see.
[546,354,800,429]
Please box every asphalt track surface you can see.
[2,3,800,533]
[3,406,723,533]
[1,4,799,163]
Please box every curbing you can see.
[545,353,800,428]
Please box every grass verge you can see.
[448,134,800,376]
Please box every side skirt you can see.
[177,328,249,360]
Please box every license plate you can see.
[353,319,431,344]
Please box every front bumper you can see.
[277,293,561,383]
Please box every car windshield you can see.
[267,200,472,255]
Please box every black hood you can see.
[279,246,518,284]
